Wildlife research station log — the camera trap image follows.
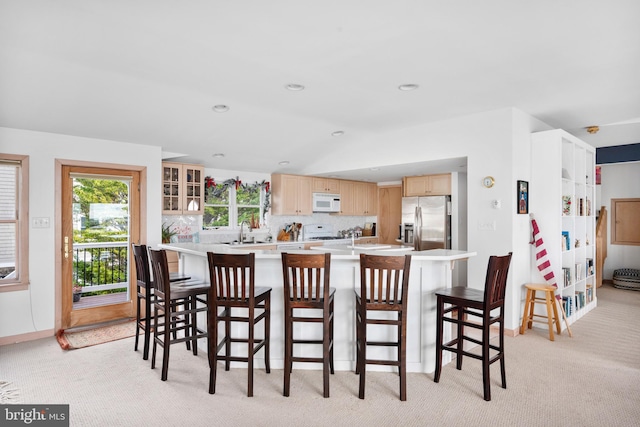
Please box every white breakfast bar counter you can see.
[158,242,476,374]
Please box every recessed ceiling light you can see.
[212,105,229,112]
[370,167,380,171]
[398,84,419,91]
[285,84,305,91]
[279,160,290,166]
[331,131,345,137]
[212,153,225,158]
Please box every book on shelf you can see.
[575,291,585,310]
[586,258,594,276]
[579,198,584,216]
[562,296,573,317]
[586,284,593,303]
[575,263,583,281]
[562,231,570,251]
[562,267,572,288]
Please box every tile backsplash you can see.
[162,213,376,243]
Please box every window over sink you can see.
[203,178,266,230]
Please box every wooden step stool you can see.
[520,284,561,341]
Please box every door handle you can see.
[64,236,69,259]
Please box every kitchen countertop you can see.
[158,241,475,262]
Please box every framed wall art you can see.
[517,180,529,214]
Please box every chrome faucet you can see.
[240,220,250,244]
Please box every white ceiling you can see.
[1,1,639,182]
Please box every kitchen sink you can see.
[224,240,268,246]
[347,244,392,250]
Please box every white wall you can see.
[0,127,162,339]
[596,161,640,279]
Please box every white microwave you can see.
[312,193,341,213]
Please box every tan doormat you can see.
[56,320,136,350]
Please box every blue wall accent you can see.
[596,143,640,164]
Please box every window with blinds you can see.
[0,154,29,290]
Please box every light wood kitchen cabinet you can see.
[354,182,378,215]
[339,180,356,215]
[271,174,313,215]
[338,180,376,216]
[312,177,340,193]
[162,162,204,215]
[377,185,402,245]
[272,174,376,217]
[403,173,451,197]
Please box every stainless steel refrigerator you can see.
[401,196,451,251]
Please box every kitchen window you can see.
[203,179,265,229]
[203,182,230,228]
[0,154,29,291]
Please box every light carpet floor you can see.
[0,284,639,427]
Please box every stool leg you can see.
[456,305,464,370]
[434,297,443,383]
[358,309,367,399]
[551,294,561,335]
[544,291,555,341]
[247,306,254,397]
[329,297,335,375]
[283,304,292,397]
[143,293,152,360]
[191,297,198,356]
[482,316,491,401]
[520,289,533,335]
[323,304,330,398]
[264,295,271,374]
[526,291,536,330]
[209,308,218,394]
[224,309,231,371]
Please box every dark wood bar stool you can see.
[434,253,512,401]
[281,252,335,397]
[147,248,209,381]
[355,253,412,401]
[206,252,272,397]
[131,244,191,360]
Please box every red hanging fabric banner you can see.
[531,216,561,299]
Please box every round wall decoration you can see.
[482,176,495,188]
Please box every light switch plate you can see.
[32,217,50,228]
[478,220,496,231]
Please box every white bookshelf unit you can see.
[531,129,597,328]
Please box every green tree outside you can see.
[73,178,129,296]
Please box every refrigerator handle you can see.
[414,206,422,251]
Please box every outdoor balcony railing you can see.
[73,241,129,295]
